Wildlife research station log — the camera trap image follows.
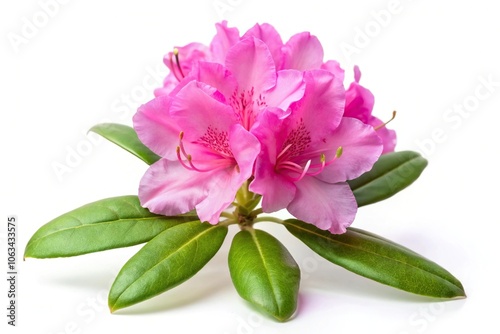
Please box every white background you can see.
[2,0,499,333]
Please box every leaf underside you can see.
[89,123,161,165]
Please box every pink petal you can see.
[285,70,345,140]
[170,81,239,141]
[194,170,237,224]
[163,42,209,75]
[139,159,237,224]
[353,65,361,83]
[242,23,284,69]
[225,37,277,94]
[344,81,374,123]
[210,21,240,63]
[315,117,383,184]
[133,96,180,160]
[156,43,210,97]
[229,124,261,181]
[321,60,345,82]
[154,73,178,97]
[138,159,214,217]
[264,69,305,112]
[197,125,260,223]
[192,61,238,100]
[288,178,357,234]
[250,111,296,211]
[368,116,397,154]
[282,32,324,71]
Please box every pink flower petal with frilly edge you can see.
[225,37,277,95]
[133,95,180,160]
[169,81,239,141]
[154,43,210,97]
[163,42,209,76]
[285,70,345,140]
[154,74,178,97]
[344,80,374,123]
[282,32,324,71]
[242,23,284,69]
[288,178,357,234]
[191,61,238,101]
[368,117,397,154]
[314,117,383,184]
[264,69,305,113]
[250,110,296,212]
[195,124,260,224]
[138,159,214,217]
[139,124,259,224]
[321,60,345,82]
[345,66,397,153]
[210,21,240,64]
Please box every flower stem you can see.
[220,211,235,219]
[252,216,285,225]
[219,219,238,227]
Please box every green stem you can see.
[219,218,237,227]
[220,211,235,219]
[252,216,285,225]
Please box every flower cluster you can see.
[133,21,396,234]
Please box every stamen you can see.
[303,154,327,177]
[173,48,185,78]
[176,130,235,173]
[169,48,185,81]
[178,131,189,157]
[277,144,293,161]
[336,146,343,158]
[176,146,193,170]
[289,160,312,182]
[375,110,397,131]
[278,146,343,182]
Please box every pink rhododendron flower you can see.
[134,35,306,224]
[250,70,383,233]
[345,66,397,154]
[154,21,239,97]
[154,22,396,153]
[136,21,389,232]
[134,83,260,225]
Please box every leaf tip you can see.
[453,289,467,299]
[108,303,118,314]
[273,312,295,322]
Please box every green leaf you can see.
[108,221,227,312]
[89,123,160,165]
[229,228,300,321]
[284,219,465,299]
[348,150,428,207]
[24,196,197,258]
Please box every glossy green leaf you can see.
[89,123,160,165]
[284,219,465,299]
[24,196,197,258]
[109,221,227,312]
[229,229,300,321]
[348,150,428,207]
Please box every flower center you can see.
[176,129,236,173]
[230,87,266,130]
[275,119,342,182]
